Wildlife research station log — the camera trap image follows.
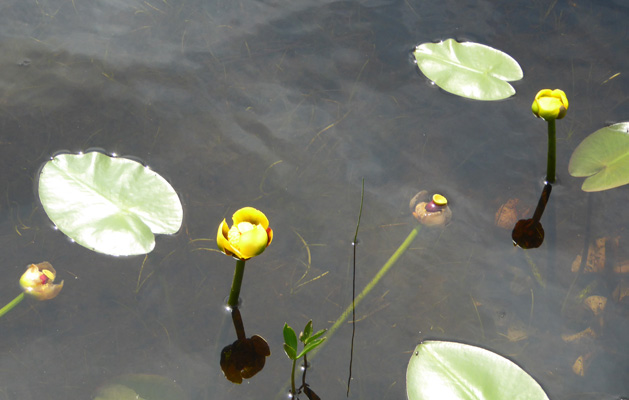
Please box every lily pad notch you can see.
[38,151,184,256]
[413,38,523,101]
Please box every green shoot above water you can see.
[283,320,326,398]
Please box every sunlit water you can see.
[1,0,628,399]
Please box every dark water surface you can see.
[1,0,628,399]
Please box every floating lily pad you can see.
[413,39,523,100]
[407,341,549,400]
[38,151,183,256]
[568,122,629,192]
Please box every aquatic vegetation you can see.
[217,207,273,308]
[406,341,549,400]
[38,151,183,256]
[413,38,523,100]
[283,320,326,399]
[531,89,569,183]
[569,122,629,191]
[298,191,452,377]
[0,262,63,318]
[19,261,64,301]
[92,374,187,400]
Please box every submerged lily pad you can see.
[568,122,629,192]
[93,374,187,400]
[407,341,549,400]
[38,151,183,256]
[413,39,523,100]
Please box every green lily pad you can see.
[407,341,549,400]
[413,39,523,100]
[93,374,187,400]
[568,122,629,192]
[38,151,183,256]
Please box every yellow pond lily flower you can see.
[217,207,273,260]
[19,262,64,301]
[532,89,569,121]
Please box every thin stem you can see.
[290,358,297,397]
[546,119,556,183]
[348,179,364,397]
[0,292,25,318]
[310,224,422,358]
[275,224,424,400]
[301,353,308,390]
[227,259,246,308]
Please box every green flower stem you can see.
[0,292,25,318]
[546,119,556,183]
[312,224,422,358]
[227,259,246,308]
[290,359,297,397]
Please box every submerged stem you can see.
[310,224,422,358]
[227,259,247,308]
[546,119,556,183]
[0,292,25,318]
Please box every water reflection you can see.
[512,183,552,249]
[220,307,270,384]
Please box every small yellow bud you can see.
[532,89,569,121]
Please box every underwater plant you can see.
[216,207,273,308]
[92,373,187,400]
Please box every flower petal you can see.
[38,281,64,300]
[238,225,271,259]
[217,219,240,257]
[232,207,269,230]
[266,228,273,247]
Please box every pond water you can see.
[1,0,628,399]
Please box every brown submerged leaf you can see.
[495,199,530,229]
[562,327,597,343]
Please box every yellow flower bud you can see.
[217,207,273,260]
[531,89,569,120]
[19,262,64,301]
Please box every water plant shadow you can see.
[220,307,270,384]
[512,183,552,249]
